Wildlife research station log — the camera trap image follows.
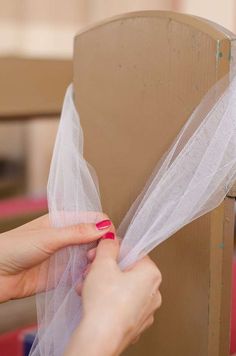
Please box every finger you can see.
[140,315,155,332]
[76,264,92,297]
[138,291,162,330]
[124,256,153,273]
[144,290,162,320]
[76,265,92,297]
[128,256,162,287]
[133,315,155,342]
[76,282,83,296]
[95,234,120,261]
[131,335,140,345]
[82,263,92,279]
[152,291,162,311]
[87,234,122,262]
[37,218,114,255]
[14,214,50,231]
[1,213,115,273]
[87,247,97,262]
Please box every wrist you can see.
[65,313,125,356]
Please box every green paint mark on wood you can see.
[218,242,224,249]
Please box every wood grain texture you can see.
[73,11,234,356]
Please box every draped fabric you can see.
[30,46,236,355]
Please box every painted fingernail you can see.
[96,219,112,230]
[101,232,115,240]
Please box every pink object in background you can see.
[0,325,36,356]
[0,196,47,219]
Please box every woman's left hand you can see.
[0,213,113,302]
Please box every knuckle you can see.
[148,316,154,327]
[148,262,162,282]
[156,292,162,308]
[144,259,162,281]
[148,264,162,284]
[132,336,140,345]
[155,269,162,284]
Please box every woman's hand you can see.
[0,214,113,302]
[65,236,162,356]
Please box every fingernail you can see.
[101,232,115,240]
[96,219,112,230]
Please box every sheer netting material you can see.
[30,47,236,355]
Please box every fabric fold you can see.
[30,62,236,356]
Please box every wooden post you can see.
[0,57,72,333]
[74,11,235,356]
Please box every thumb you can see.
[95,233,120,261]
[24,218,114,265]
[1,217,115,273]
[40,219,114,254]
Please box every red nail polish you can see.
[101,232,115,240]
[96,219,112,230]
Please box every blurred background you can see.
[0,1,236,355]
[0,0,235,226]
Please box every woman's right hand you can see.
[65,234,162,356]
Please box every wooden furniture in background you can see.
[74,11,235,356]
[0,56,72,333]
[0,57,72,119]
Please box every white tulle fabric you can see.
[30,50,236,355]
